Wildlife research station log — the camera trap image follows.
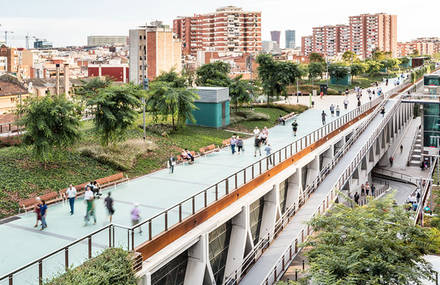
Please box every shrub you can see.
[45,248,138,285]
[261,103,309,114]
[79,139,157,170]
[230,110,270,124]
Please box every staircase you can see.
[409,128,423,167]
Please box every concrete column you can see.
[184,234,209,285]
[285,170,300,209]
[259,185,278,242]
[305,156,320,187]
[223,207,248,281]
[123,67,127,83]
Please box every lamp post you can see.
[141,54,148,141]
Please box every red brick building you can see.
[173,6,262,57]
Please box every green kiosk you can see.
[187,87,230,128]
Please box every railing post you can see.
[259,160,262,175]
[192,196,195,214]
[244,169,246,184]
[252,164,255,179]
[225,179,229,195]
[131,229,135,251]
[295,238,298,253]
[204,190,207,208]
[179,204,182,222]
[88,236,92,258]
[65,248,69,271]
[235,174,238,189]
[215,184,218,200]
[108,225,112,248]
[9,275,12,285]
[164,211,168,231]
[38,260,43,285]
[148,220,152,240]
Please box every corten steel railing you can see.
[255,81,416,285]
[0,82,408,285]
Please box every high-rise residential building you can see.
[285,30,296,49]
[349,13,397,59]
[397,38,440,57]
[173,6,262,57]
[129,21,182,83]
[301,36,313,57]
[270,31,281,46]
[87,36,128,47]
[301,13,397,59]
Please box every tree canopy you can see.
[308,62,325,80]
[195,61,231,87]
[309,52,325,63]
[229,75,255,111]
[342,50,358,64]
[75,77,112,101]
[155,69,188,88]
[88,84,144,146]
[350,62,367,77]
[328,63,350,79]
[304,196,436,285]
[20,94,82,163]
[256,53,300,102]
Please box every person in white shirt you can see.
[66,184,77,215]
[84,187,96,224]
[253,127,260,137]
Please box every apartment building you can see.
[129,21,182,83]
[301,36,313,57]
[173,6,262,57]
[270,31,281,46]
[285,30,296,49]
[0,45,34,79]
[301,13,397,59]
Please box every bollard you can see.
[302,259,305,271]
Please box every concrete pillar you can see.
[305,156,320,187]
[259,186,278,241]
[123,66,127,83]
[223,207,248,281]
[184,234,209,285]
[285,170,301,208]
[320,146,333,171]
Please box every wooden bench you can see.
[199,144,219,155]
[19,172,128,213]
[176,151,199,165]
[222,138,231,147]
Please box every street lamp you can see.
[141,54,148,141]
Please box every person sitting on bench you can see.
[181,149,194,163]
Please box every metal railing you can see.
[0,82,407,285]
[414,157,437,226]
[257,78,412,285]
[373,168,420,185]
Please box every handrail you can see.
[414,157,437,226]
[0,80,409,284]
[372,168,420,185]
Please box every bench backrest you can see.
[205,144,216,151]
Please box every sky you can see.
[0,0,438,48]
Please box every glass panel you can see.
[209,220,232,285]
[151,250,188,285]
[249,197,265,245]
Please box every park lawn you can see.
[228,107,288,133]
[0,107,300,218]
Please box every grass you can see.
[0,107,306,218]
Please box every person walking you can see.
[354,192,360,205]
[254,136,261,157]
[265,144,272,165]
[168,154,176,174]
[40,200,48,230]
[93,181,102,199]
[33,197,42,228]
[365,183,370,196]
[381,107,385,117]
[291,120,298,136]
[389,156,394,167]
[278,115,286,126]
[343,97,349,110]
[131,204,142,234]
[66,184,77,215]
[84,187,96,225]
[230,135,237,155]
[371,184,376,197]
[104,192,115,223]
[357,99,361,108]
[361,184,365,196]
[400,144,403,153]
[345,89,349,96]
[253,126,260,137]
[330,104,335,117]
[320,91,324,99]
[336,105,340,117]
[236,136,244,154]
[321,111,327,125]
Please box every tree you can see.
[328,63,350,79]
[308,62,324,81]
[399,57,410,67]
[229,75,255,111]
[381,58,401,71]
[309,52,325,63]
[89,84,144,146]
[195,61,231,87]
[342,50,358,64]
[155,69,187,88]
[256,54,300,102]
[372,48,388,61]
[75,77,112,101]
[20,94,81,164]
[366,60,383,75]
[146,81,199,129]
[350,62,367,78]
[304,196,435,285]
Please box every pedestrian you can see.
[354,192,360,205]
[386,78,389,86]
[345,89,349,96]
[320,91,324,99]
[291,120,298,136]
[381,107,385,117]
[369,92,372,101]
[253,126,260,137]
[131,204,142,233]
[260,129,268,145]
[416,191,421,202]
[237,136,244,154]
[33,197,42,228]
[66,184,77,215]
[40,200,48,230]
[357,99,361,108]
[389,156,394,167]
[265,144,272,165]
[278,115,286,126]
[93,181,102,199]
[371,184,376,197]
[181,149,194,164]
[84,186,96,225]
[168,154,176,174]
[254,136,261,157]
[400,144,403,153]
[361,184,365,196]
[343,97,349,110]
[321,111,327,125]
[365,183,370,196]
[104,192,115,223]
[336,105,340,116]
[330,104,335,116]
[230,135,237,154]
